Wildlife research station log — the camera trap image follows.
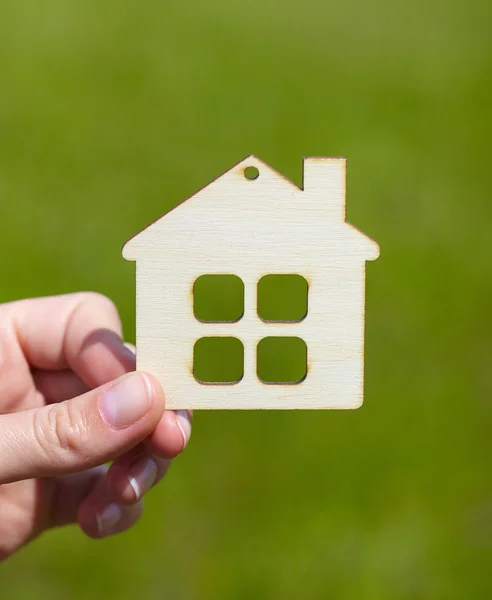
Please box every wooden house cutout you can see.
[123,155,379,409]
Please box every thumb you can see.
[0,373,165,484]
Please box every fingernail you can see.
[100,374,152,430]
[128,457,158,501]
[124,342,136,356]
[96,503,122,535]
[120,343,137,361]
[175,410,192,448]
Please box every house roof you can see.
[122,154,379,261]
[122,155,299,252]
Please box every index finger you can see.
[10,292,136,388]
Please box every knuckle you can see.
[32,402,92,468]
[76,292,119,319]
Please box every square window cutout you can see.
[194,337,244,384]
[194,275,244,322]
[257,275,308,322]
[257,337,307,384]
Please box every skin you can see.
[0,292,192,560]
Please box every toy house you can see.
[123,156,379,409]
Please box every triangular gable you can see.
[122,155,300,258]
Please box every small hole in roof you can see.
[244,166,259,180]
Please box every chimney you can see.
[303,157,346,221]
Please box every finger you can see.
[49,466,108,528]
[11,293,136,388]
[78,476,143,539]
[50,465,145,536]
[147,409,193,459]
[33,362,192,462]
[32,339,137,403]
[0,372,165,484]
[32,369,89,403]
[106,445,172,504]
[106,407,192,503]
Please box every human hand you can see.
[0,293,191,560]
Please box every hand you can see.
[0,293,192,560]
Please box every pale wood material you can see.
[123,155,379,409]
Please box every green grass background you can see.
[1,0,492,597]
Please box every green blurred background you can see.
[1,0,492,597]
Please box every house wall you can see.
[135,253,367,410]
[129,157,375,409]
